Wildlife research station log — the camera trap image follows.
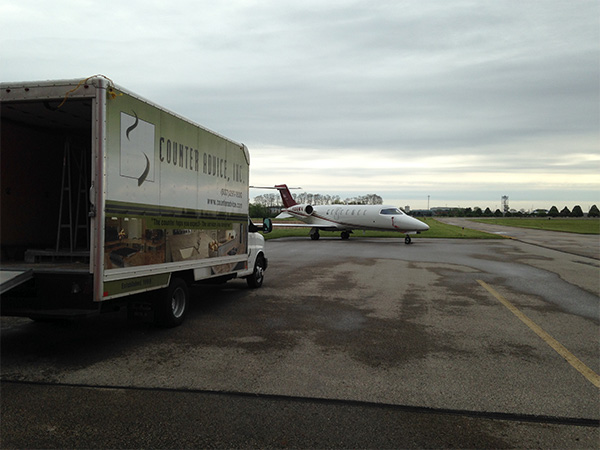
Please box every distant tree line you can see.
[429,205,599,218]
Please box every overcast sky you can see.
[2,0,598,210]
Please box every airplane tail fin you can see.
[274,184,298,208]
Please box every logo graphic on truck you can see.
[120,111,155,186]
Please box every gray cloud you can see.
[1,0,598,208]
[150,1,598,156]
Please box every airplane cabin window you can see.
[380,208,402,215]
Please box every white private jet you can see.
[259,184,429,244]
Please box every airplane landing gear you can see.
[341,231,350,240]
[310,228,320,240]
[405,235,412,245]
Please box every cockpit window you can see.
[379,208,403,215]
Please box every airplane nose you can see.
[413,217,429,231]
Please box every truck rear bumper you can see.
[0,269,97,318]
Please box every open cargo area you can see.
[1,92,98,315]
[2,97,93,265]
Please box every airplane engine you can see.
[289,204,314,215]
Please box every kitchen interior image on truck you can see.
[104,218,247,269]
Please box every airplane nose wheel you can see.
[405,235,412,245]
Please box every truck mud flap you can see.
[0,269,34,295]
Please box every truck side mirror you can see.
[262,218,273,234]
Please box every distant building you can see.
[409,209,434,217]
[430,207,460,214]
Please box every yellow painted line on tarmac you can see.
[477,280,600,389]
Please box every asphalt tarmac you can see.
[1,226,599,448]
[436,217,600,260]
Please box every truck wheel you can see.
[247,255,265,288]
[155,278,189,327]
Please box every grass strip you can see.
[471,218,599,234]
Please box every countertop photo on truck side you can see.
[0,76,271,327]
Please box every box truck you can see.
[0,76,271,326]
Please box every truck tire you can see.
[246,255,265,288]
[155,277,189,327]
